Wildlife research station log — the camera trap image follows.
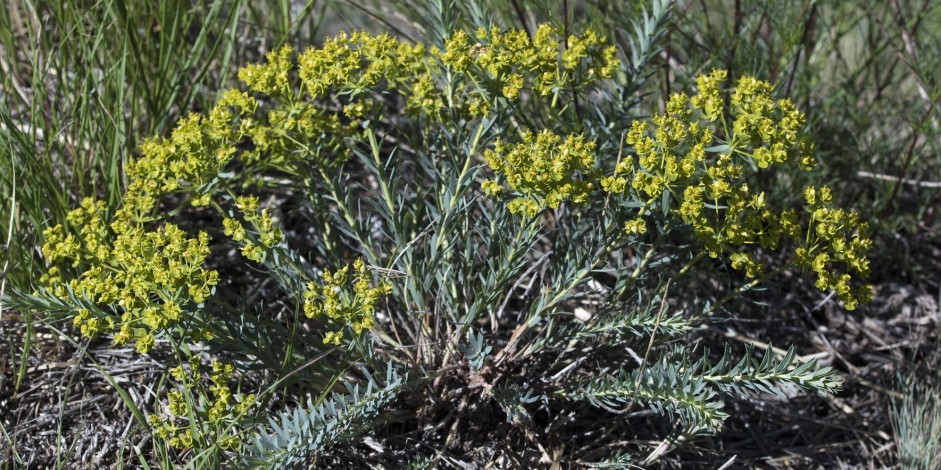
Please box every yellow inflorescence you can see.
[795,186,873,309]
[41,198,218,353]
[303,258,392,345]
[605,70,872,308]
[479,69,872,309]
[291,24,616,118]
[149,358,255,450]
[120,89,256,224]
[37,87,257,352]
[297,32,420,98]
[35,84,257,351]
[483,130,598,218]
[238,46,356,170]
[458,25,616,102]
[223,195,283,263]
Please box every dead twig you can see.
[857,170,941,188]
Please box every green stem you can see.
[318,167,380,264]
[705,263,790,316]
[365,127,396,218]
[431,120,485,262]
[440,219,536,366]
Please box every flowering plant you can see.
[18,7,871,466]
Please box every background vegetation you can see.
[1,0,939,468]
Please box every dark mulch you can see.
[0,318,164,468]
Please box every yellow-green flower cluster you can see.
[235,46,356,170]
[297,32,428,98]
[149,358,255,451]
[296,30,441,115]
[443,24,617,115]
[242,102,355,171]
[36,89,253,352]
[483,129,597,218]
[238,46,295,98]
[41,198,218,353]
[120,89,256,224]
[303,258,392,345]
[794,186,873,310]
[281,24,617,120]
[223,195,283,263]
[689,69,725,121]
[601,70,872,308]
[730,76,814,171]
[41,197,110,269]
[605,72,810,252]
